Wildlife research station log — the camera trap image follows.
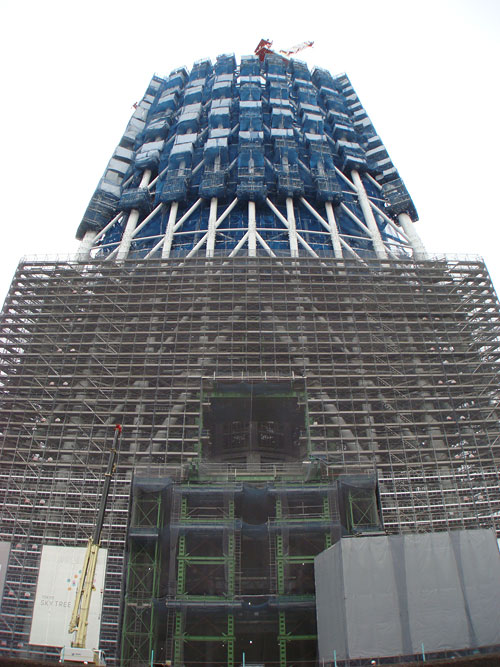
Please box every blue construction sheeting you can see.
[135,141,164,171]
[169,134,197,163]
[309,148,343,203]
[79,56,418,256]
[209,106,231,129]
[382,178,418,221]
[269,81,288,97]
[291,60,312,81]
[76,191,118,239]
[240,111,263,132]
[155,90,179,113]
[212,78,233,100]
[237,145,266,201]
[177,112,201,135]
[189,59,212,80]
[165,68,188,90]
[143,116,170,141]
[157,170,190,203]
[270,108,292,130]
[183,85,203,105]
[240,55,260,77]
[118,187,152,214]
[199,168,227,198]
[302,112,323,134]
[214,53,236,75]
[240,84,261,102]
[311,67,335,88]
[276,165,304,198]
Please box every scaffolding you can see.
[121,465,378,667]
[1,255,500,664]
[3,47,500,666]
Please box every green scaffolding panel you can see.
[347,488,379,533]
[121,480,165,665]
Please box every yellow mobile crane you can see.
[61,425,121,666]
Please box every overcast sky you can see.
[1,0,499,305]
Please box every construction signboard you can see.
[29,545,107,648]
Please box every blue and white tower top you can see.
[76,53,426,262]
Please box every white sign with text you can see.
[29,545,107,648]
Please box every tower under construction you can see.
[1,52,500,666]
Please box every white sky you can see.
[1,0,499,305]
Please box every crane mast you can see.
[68,425,121,650]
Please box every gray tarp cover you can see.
[314,529,500,660]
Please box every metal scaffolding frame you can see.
[122,467,348,667]
[0,255,499,664]
[2,51,500,666]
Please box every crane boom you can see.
[278,40,314,57]
[68,425,121,651]
[254,37,314,62]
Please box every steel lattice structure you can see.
[1,53,500,667]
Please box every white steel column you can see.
[300,197,343,259]
[351,169,387,259]
[162,202,178,259]
[369,201,411,243]
[341,203,399,260]
[89,211,124,245]
[76,230,97,261]
[144,198,203,259]
[130,203,164,239]
[267,198,317,257]
[206,197,218,258]
[104,205,164,262]
[397,213,428,260]
[229,231,250,257]
[186,198,238,258]
[256,233,277,258]
[248,201,257,257]
[286,197,299,258]
[116,169,152,261]
[324,202,343,259]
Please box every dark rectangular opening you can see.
[203,381,306,463]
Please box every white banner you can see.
[0,541,11,606]
[29,545,107,649]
